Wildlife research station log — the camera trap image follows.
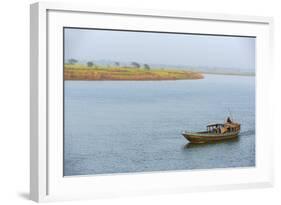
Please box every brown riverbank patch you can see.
[64,64,204,81]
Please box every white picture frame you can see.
[30,1,274,202]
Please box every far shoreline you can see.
[202,72,255,77]
[64,64,204,81]
[63,64,254,81]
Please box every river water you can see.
[64,74,255,176]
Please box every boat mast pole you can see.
[228,108,233,121]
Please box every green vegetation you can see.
[87,61,94,67]
[68,58,78,65]
[144,64,150,71]
[64,64,204,81]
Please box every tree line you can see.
[67,59,151,70]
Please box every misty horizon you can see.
[64,28,256,71]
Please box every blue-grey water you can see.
[64,74,255,176]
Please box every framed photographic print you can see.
[30,2,274,202]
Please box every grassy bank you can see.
[64,64,204,81]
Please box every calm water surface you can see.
[64,74,255,176]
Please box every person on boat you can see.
[226,117,232,123]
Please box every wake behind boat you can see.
[182,117,240,144]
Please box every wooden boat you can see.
[182,118,240,144]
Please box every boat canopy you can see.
[207,123,224,128]
[206,122,240,133]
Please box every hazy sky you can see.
[64,28,255,71]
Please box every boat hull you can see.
[182,131,240,144]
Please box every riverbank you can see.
[202,71,255,76]
[64,64,204,80]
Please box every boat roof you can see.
[207,122,240,128]
[207,123,224,127]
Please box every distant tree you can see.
[87,61,94,67]
[68,58,78,65]
[114,62,120,67]
[131,62,140,68]
[144,64,150,71]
